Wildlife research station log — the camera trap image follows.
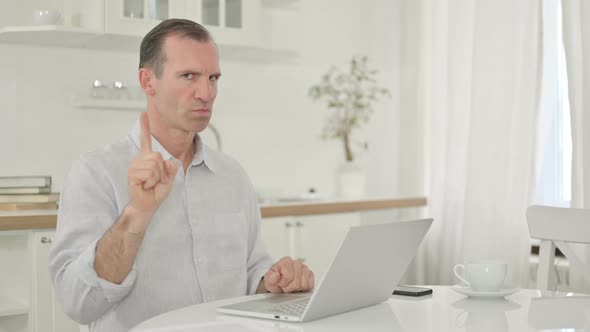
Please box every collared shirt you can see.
[48,119,272,332]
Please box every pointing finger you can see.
[140,112,152,153]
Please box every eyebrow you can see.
[175,70,222,77]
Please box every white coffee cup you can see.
[453,260,507,292]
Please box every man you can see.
[48,19,314,332]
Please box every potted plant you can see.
[308,55,390,197]
[308,55,390,162]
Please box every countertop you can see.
[0,197,427,231]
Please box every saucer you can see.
[451,284,520,299]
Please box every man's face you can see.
[150,35,221,134]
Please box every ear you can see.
[139,68,156,96]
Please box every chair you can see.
[526,205,590,290]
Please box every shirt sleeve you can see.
[48,157,137,324]
[242,172,273,295]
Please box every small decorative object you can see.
[32,9,62,25]
[111,81,130,99]
[89,80,108,99]
[309,55,390,197]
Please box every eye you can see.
[181,73,194,80]
[209,75,220,82]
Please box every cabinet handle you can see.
[41,237,52,244]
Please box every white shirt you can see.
[48,120,273,332]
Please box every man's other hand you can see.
[260,257,315,293]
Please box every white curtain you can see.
[411,0,542,287]
[561,0,590,292]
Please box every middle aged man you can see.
[48,18,314,332]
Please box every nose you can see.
[193,78,214,102]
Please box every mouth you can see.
[190,109,211,116]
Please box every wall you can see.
[0,0,425,201]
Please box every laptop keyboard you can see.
[270,297,310,316]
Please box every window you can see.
[534,0,572,208]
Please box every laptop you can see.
[217,218,433,322]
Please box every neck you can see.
[146,110,195,170]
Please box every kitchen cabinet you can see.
[105,0,259,46]
[262,214,361,280]
[0,198,426,331]
[104,0,186,36]
[260,216,291,262]
[0,229,79,332]
[0,0,298,62]
[31,231,79,332]
[0,231,29,332]
[31,231,55,331]
[185,0,260,47]
[259,198,430,280]
[1,213,353,331]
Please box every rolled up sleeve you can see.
[243,174,273,295]
[48,157,136,324]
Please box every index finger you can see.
[140,112,152,152]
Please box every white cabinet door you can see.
[104,0,260,45]
[297,214,360,280]
[31,231,79,332]
[261,217,291,262]
[0,232,30,332]
[105,0,186,36]
[261,214,360,280]
[185,0,260,46]
[31,231,54,331]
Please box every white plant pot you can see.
[336,161,365,198]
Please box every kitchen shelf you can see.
[0,296,28,317]
[0,25,139,51]
[71,96,146,111]
[0,25,299,63]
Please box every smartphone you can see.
[392,285,433,297]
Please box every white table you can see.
[130,286,590,332]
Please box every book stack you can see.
[0,176,59,210]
